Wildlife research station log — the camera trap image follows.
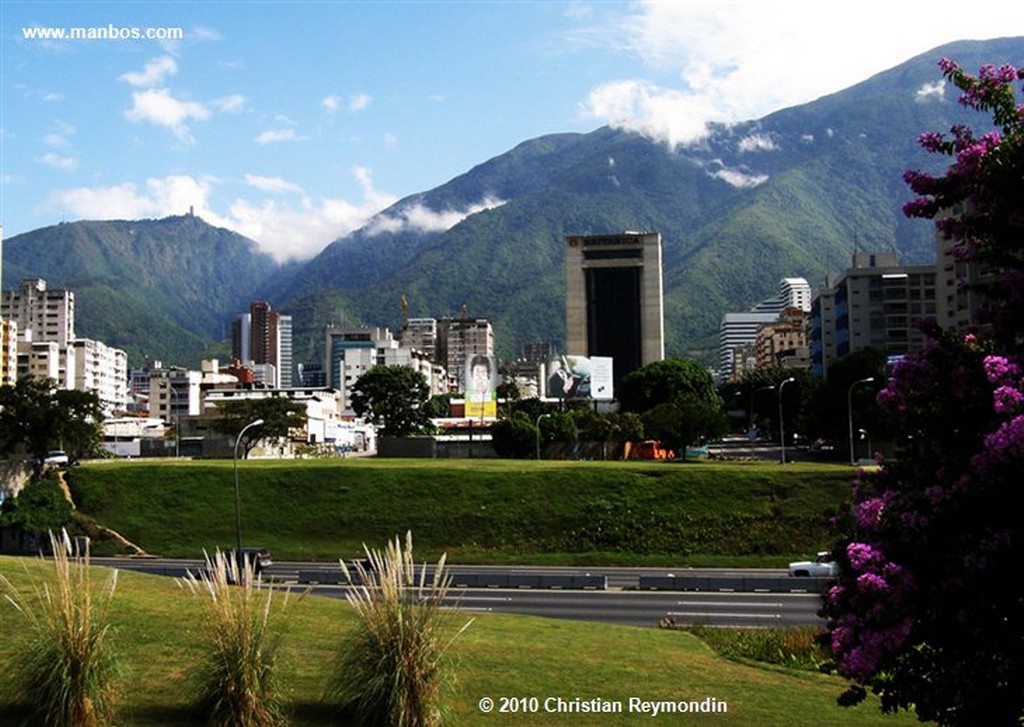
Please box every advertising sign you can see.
[464,353,497,418]
[545,355,614,401]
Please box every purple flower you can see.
[983,355,1020,386]
[855,498,886,529]
[857,572,889,592]
[847,542,879,570]
[993,385,1023,414]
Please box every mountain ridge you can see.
[5,37,1022,369]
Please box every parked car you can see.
[788,551,840,577]
[44,451,70,466]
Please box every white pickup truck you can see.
[788,551,840,577]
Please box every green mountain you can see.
[2,214,281,364]
[4,38,1021,369]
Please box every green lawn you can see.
[64,458,858,565]
[0,555,920,726]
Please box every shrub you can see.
[327,531,472,727]
[0,530,121,726]
[180,551,287,727]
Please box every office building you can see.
[809,252,937,377]
[565,231,664,384]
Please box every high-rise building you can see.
[564,231,664,384]
[232,301,292,388]
[437,317,493,388]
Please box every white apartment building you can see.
[71,338,129,413]
[1,278,75,347]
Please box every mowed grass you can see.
[66,458,857,565]
[0,556,919,726]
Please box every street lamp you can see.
[778,377,796,464]
[749,385,776,436]
[859,428,873,463]
[847,377,875,465]
[233,418,264,553]
[535,413,550,460]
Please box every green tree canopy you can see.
[617,358,717,414]
[0,377,104,476]
[350,365,431,436]
[209,396,307,458]
[641,393,728,458]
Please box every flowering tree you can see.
[822,60,1024,725]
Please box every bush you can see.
[327,532,472,727]
[0,530,121,726]
[180,551,288,726]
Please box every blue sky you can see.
[3,1,1023,262]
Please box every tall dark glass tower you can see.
[565,232,664,384]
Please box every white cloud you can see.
[43,169,397,262]
[213,94,246,112]
[42,121,75,147]
[36,152,78,171]
[120,56,179,87]
[916,80,946,101]
[244,174,303,194]
[574,0,1024,148]
[710,168,769,189]
[349,93,372,112]
[366,194,506,236]
[738,133,777,153]
[125,88,210,143]
[255,128,301,144]
[322,94,341,112]
[581,79,717,147]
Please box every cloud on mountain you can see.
[42,168,396,263]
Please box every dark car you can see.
[227,547,272,581]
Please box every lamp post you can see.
[778,377,796,464]
[749,385,776,437]
[535,413,550,460]
[859,428,873,463]
[848,377,875,465]
[233,418,264,553]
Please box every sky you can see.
[2,0,1023,263]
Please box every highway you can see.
[93,557,827,629]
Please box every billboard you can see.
[464,353,497,418]
[545,355,614,401]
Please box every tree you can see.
[490,412,538,459]
[0,377,104,476]
[823,59,1024,725]
[350,365,431,437]
[617,358,717,414]
[209,396,307,458]
[640,393,728,458]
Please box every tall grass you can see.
[685,624,831,671]
[180,551,287,727]
[0,530,121,726]
[328,531,473,727]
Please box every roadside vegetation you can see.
[62,459,855,565]
[0,555,919,726]
[0,532,121,727]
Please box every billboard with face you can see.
[464,353,497,418]
[545,355,614,401]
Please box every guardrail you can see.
[638,574,832,593]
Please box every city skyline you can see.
[3,1,1023,263]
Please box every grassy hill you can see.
[0,556,918,726]
[65,459,857,564]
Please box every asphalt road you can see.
[92,558,826,629]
